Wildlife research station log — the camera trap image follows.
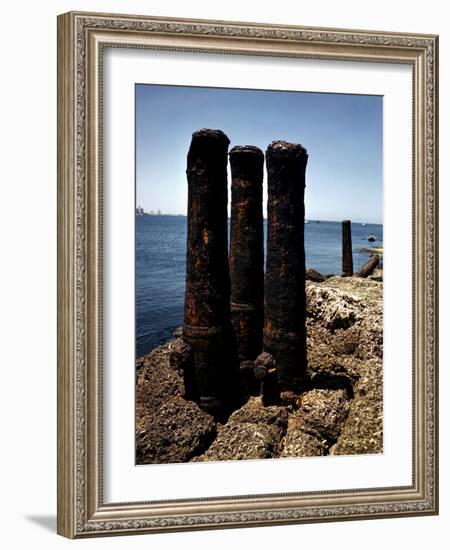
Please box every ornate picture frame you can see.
[57,11,438,538]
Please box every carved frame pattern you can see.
[57,11,438,538]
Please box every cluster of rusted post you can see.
[175,128,382,416]
[179,129,309,416]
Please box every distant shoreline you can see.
[137,212,186,217]
[137,214,383,225]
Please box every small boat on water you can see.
[368,233,376,242]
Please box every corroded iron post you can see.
[341,220,353,277]
[183,128,240,416]
[264,140,308,392]
[355,254,380,277]
[229,145,264,363]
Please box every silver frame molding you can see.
[57,11,439,538]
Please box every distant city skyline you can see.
[136,85,383,224]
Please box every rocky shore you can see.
[136,273,383,464]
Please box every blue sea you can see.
[136,216,383,357]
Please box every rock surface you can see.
[136,341,216,464]
[305,268,326,282]
[306,284,364,330]
[278,388,350,457]
[136,276,383,463]
[306,277,383,456]
[193,423,277,461]
[280,427,327,457]
[368,266,383,282]
[227,396,288,439]
[297,388,350,442]
[193,397,288,461]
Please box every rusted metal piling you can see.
[263,140,309,392]
[341,220,353,277]
[355,254,380,277]
[229,145,264,363]
[182,129,241,416]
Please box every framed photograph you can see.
[57,11,438,538]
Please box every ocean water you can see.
[136,216,383,357]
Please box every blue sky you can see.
[136,84,383,224]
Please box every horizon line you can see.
[137,212,383,225]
